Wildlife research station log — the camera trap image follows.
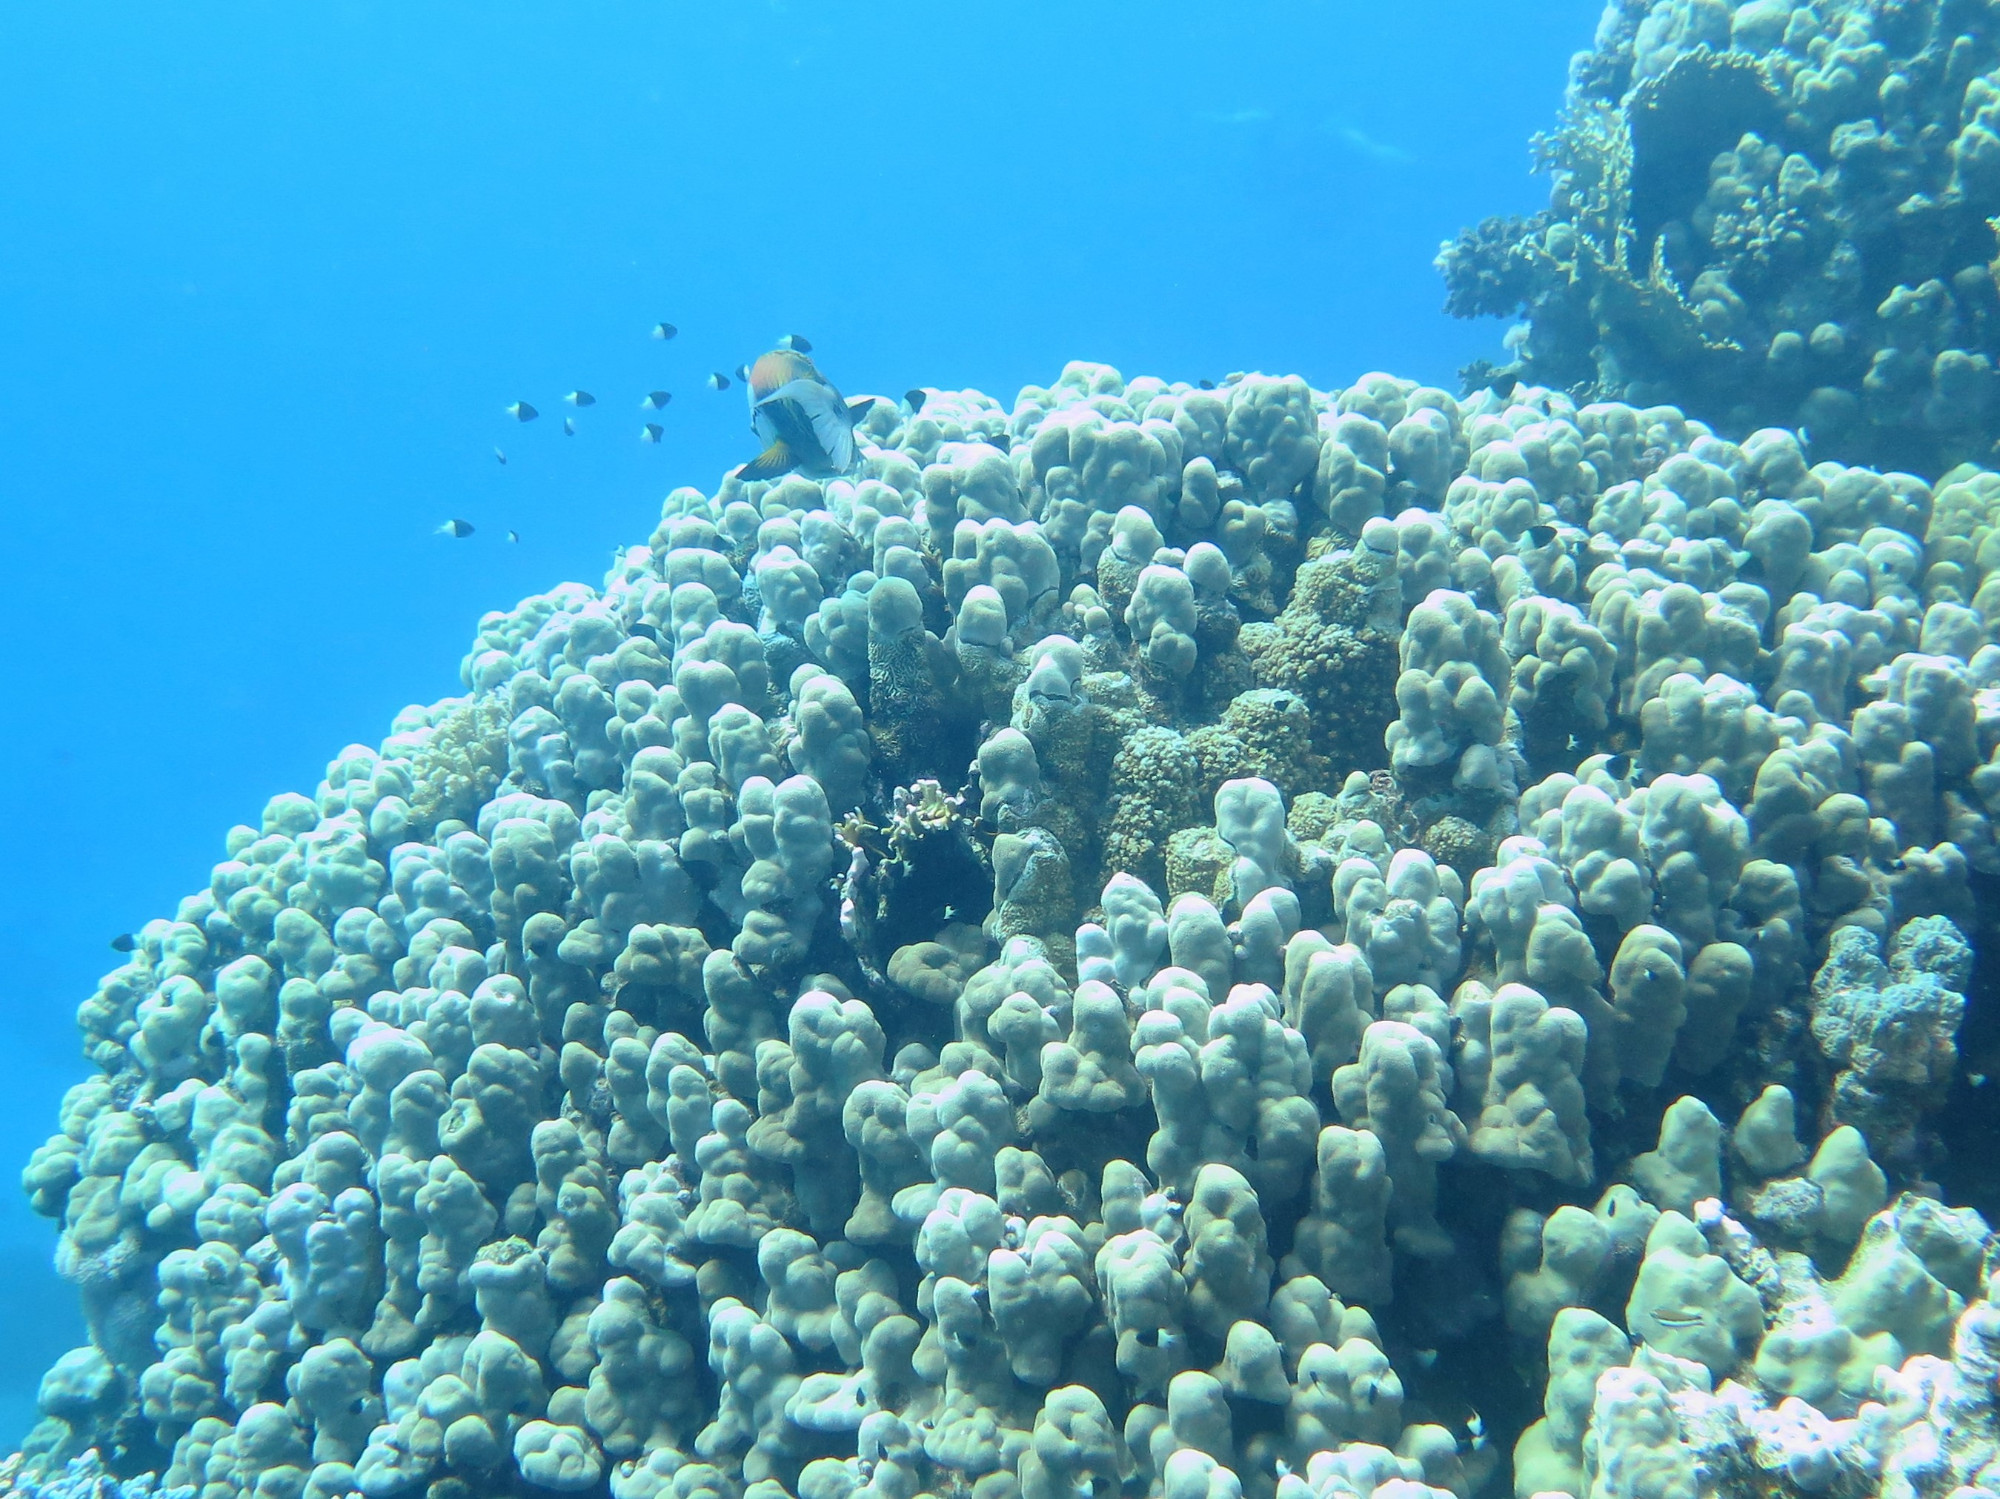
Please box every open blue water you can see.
[0,0,1596,1449]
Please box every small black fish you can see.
[1459,358,1521,399]
[507,530,520,543]
[652,322,678,341]
[706,372,730,391]
[1606,753,1632,778]
[641,423,664,443]
[506,401,538,422]
[1737,553,1767,581]
[987,431,1012,453]
[109,933,136,953]
[494,447,508,465]
[630,621,662,644]
[438,519,475,538]
[1198,378,1216,390]
[734,363,751,383]
[905,388,928,411]
[1527,524,1557,548]
[565,391,595,407]
[778,333,813,353]
[563,417,576,436]
[642,391,672,410]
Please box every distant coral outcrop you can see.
[1440,0,2000,478]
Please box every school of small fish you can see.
[441,318,1221,544]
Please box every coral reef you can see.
[12,356,2000,1499]
[1439,0,2000,476]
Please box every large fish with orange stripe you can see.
[736,347,879,481]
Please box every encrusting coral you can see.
[10,354,2000,1496]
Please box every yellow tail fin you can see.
[737,439,794,481]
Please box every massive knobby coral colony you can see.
[1438,0,2000,478]
[9,358,2000,1499]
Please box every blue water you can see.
[0,0,1596,1449]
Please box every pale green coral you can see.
[21,354,2000,1499]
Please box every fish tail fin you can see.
[737,439,795,481]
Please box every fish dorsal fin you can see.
[737,439,795,482]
